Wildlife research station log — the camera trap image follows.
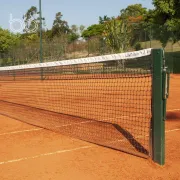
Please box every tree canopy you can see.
[120,4,147,18]
[0,28,19,53]
[52,12,70,37]
[1,2,180,66]
[146,0,180,46]
[81,24,105,39]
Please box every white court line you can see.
[107,128,180,145]
[55,120,94,128]
[103,109,180,122]
[0,128,179,166]
[166,129,180,133]
[103,115,151,122]
[0,128,43,136]
[1,115,179,136]
[0,107,179,137]
[0,146,92,165]
[0,121,94,136]
[167,109,180,112]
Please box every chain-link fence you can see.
[0,29,180,73]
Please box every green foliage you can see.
[120,4,148,48]
[153,0,178,15]
[104,18,132,52]
[120,4,147,18]
[99,15,111,24]
[68,33,79,42]
[150,0,180,45]
[0,28,19,53]
[1,2,180,67]
[81,24,105,39]
[23,6,42,33]
[52,12,70,37]
[71,25,78,34]
[134,42,142,51]
[23,6,38,20]
[68,25,80,42]
[103,4,148,52]
[26,34,39,42]
[79,25,85,35]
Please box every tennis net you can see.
[0,48,163,160]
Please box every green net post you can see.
[152,49,168,165]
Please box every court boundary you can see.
[0,128,43,136]
[0,128,179,166]
[0,146,92,165]
[0,108,179,137]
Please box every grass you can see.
[141,40,180,52]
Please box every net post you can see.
[152,49,166,165]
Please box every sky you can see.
[0,0,153,32]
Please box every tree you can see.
[0,27,20,66]
[79,25,85,35]
[0,28,19,53]
[102,4,148,52]
[99,15,111,24]
[81,24,105,39]
[104,18,132,52]
[23,6,42,33]
[68,25,80,42]
[52,12,70,37]
[147,0,180,46]
[120,4,147,18]
[153,0,180,20]
[143,10,169,47]
[71,25,78,34]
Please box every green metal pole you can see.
[145,31,147,49]
[88,38,90,57]
[39,0,43,79]
[150,26,152,48]
[152,49,167,165]
[39,0,43,63]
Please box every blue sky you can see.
[1,0,153,30]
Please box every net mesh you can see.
[0,49,152,158]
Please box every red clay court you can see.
[0,71,180,179]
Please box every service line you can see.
[0,128,43,136]
[0,128,179,165]
[0,146,92,165]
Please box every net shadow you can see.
[113,124,149,155]
[0,100,149,158]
